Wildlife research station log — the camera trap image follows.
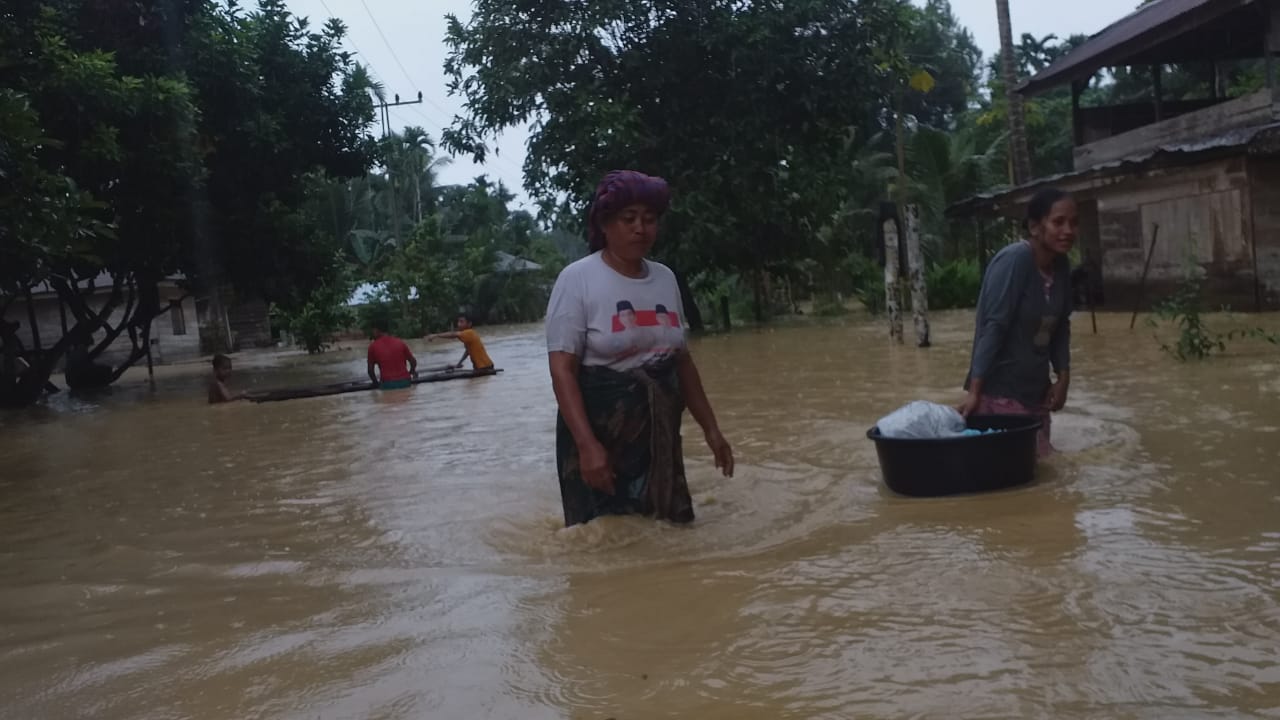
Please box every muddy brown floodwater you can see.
[2,311,1280,719]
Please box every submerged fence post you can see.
[904,204,931,348]
[1130,222,1160,330]
[883,213,904,343]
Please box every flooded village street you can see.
[2,312,1280,719]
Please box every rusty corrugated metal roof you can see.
[946,121,1280,218]
[1017,0,1261,97]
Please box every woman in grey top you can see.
[958,187,1077,456]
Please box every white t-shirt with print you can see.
[545,251,687,372]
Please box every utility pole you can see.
[373,91,424,244]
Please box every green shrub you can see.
[691,272,765,329]
[1149,272,1280,360]
[844,253,885,315]
[275,283,357,354]
[811,292,849,316]
[927,258,982,310]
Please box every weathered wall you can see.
[1077,97,1221,146]
[1094,155,1264,310]
[144,293,202,366]
[194,288,274,353]
[1074,89,1275,170]
[1074,197,1105,305]
[218,287,273,350]
[1247,156,1280,309]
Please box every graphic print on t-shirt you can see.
[609,301,681,332]
[608,300,683,369]
[1034,314,1057,348]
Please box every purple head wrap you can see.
[586,170,671,252]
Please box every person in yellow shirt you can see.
[427,313,494,370]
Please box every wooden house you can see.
[2,273,200,369]
[950,0,1280,310]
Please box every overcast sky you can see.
[285,0,1135,209]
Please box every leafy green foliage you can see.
[0,89,108,292]
[337,174,571,337]
[847,254,887,315]
[443,0,929,281]
[184,0,378,304]
[811,293,852,317]
[1,0,378,405]
[926,259,982,310]
[963,33,1087,182]
[1146,233,1280,361]
[273,276,357,354]
[899,0,981,130]
[906,126,1004,260]
[1149,274,1280,361]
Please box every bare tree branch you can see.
[51,274,113,333]
[110,315,155,383]
[89,277,136,361]
[126,321,140,353]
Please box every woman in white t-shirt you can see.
[546,170,734,527]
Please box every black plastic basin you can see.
[866,414,1041,497]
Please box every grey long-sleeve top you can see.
[964,241,1072,408]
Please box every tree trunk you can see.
[883,217,904,343]
[207,285,235,353]
[895,91,909,206]
[24,287,41,351]
[3,313,97,408]
[3,274,188,406]
[109,276,165,382]
[904,204,931,348]
[413,169,422,224]
[996,0,1032,185]
[673,269,705,332]
[752,269,764,324]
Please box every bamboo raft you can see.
[245,367,501,403]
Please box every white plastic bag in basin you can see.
[876,401,967,439]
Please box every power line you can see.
[354,0,462,124]
[319,0,390,98]
[320,0,369,64]
[375,93,424,138]
[359,0,418,89]
[403,105,450,134]
[421,93,459,123]
[325,0,465,146]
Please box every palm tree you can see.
[908,125,1006,257]
[996,0,1032,185]
[395,126,452,223]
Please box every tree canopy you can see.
[7,0,1247,406]
[441,0,989,320]
[0,0,377,406]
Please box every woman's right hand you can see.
[956,391,982,418]
[578,439,615,495]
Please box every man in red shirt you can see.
[367,321,418,390]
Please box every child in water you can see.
[208,354,246,404]
[426,313,494,370]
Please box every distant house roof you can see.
[346,252,541,306]
[27,271,186,297]
[493,251,542,273]
[348,282,403,306]
[947,121,1280,219]
[1018,0,1265,97]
